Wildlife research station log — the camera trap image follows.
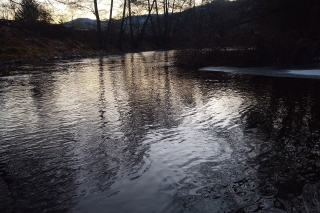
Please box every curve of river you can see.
[1,51,320,213]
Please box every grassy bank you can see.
[0,20,155,64]
[0,21,98,61]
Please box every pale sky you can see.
[51,0,204,22]
[51,0,132,22]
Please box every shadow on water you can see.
[246,77,320,212]
[1,51,320,213]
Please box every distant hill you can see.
[64,18,107,29]
[64,15,154,31]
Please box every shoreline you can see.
[0,48,170,69]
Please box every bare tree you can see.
[103,0,114,46]
[93,0,102,47]
[117,0,127,47]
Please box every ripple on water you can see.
[1,51,320,213]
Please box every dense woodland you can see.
[1,0,320,67]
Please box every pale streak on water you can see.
[0,51,320,213]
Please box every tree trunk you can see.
[94,0,102,48]
[118,0,127,48]
[128,0,134,45]
[137,0,156,46]
[104,0,114,47]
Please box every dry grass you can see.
[0,21,102,61]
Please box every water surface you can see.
[1,51,320,213]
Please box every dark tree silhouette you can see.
[15,0,51,23]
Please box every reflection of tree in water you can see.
[0,70,78,212]
[95,51,201,186]
[162,73,320,213]
[121,52,184,126]
[83,53,177,193]
[110,52,179,172]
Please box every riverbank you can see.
[2,20,319,69]
[0,20,156,67]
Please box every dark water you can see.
[1,51,320,213]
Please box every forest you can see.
[1,0,320,67]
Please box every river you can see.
[1,51,320,213]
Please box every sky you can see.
[0,0,122,22]
[50,0,203,22]
[51,0,135,22]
